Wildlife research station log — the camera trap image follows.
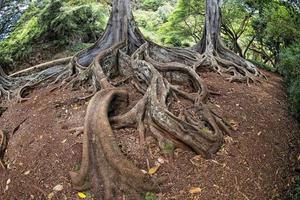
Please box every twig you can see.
[12,118,27,135]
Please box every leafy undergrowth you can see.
[278,43,300,121]
[0,0,108,72]
[294,178,300,200]
[0,70,299,200]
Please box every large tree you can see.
[193,0,262,83]
[0,0,263,199]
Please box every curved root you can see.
[0,130,7,169]
[70,89,157,199]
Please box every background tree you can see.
[159,0,205,46]
[221,0,256,58]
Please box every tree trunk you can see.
[193,0,263,83]
[76,0,144,67]
[194,0,222,53]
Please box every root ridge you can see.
[70,89,157,199]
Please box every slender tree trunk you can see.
[194,0,222,53]
[193,0,262,83]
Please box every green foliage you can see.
[134,1,175,44]
[159,0,204,46]
[43,1,108,43]
[0,0,108,69]
[250,1,300,66]
[162,140,175,154]
[145,192,156,200]
[140,0,164,11]
[0,0,29,40]
[67,42,93,54]
[221,0,256,56]
[278,44,300,82]
[248,59,274,72]
[294,178,300,200]
[278,43,300,120]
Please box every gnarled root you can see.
[131,56,224,158]
[70,89,158,199]
[0,130,7,169]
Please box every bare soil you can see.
[0,70,299,200]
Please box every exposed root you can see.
[0,130,7,169]
[70,89,158,199]
[9,57,72,77]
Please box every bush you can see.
[0,0,108,71]
[288,78,300,119]
[140,0,164,11]
[278,43,300,120]
[293,178,300,200]
[248,59,275,72]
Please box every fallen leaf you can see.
[157,157,165,164]
[78,192,87,199]
[4,185,9,192]
[6,178,11,185]
[297,154,300,161]
[61,139,67,144]
[148,164,160,175]
[24,170,31,175]
[53,184,63,191]
[47,192,55,200]
[224,136,234,144]
[190,155,203,167]
[189,187,202,194]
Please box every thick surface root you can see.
[0,130,7,169]
[69,40,232,198]
[70,89,157,199]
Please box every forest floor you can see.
[0,69,299,200]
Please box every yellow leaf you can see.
[47,192,54,200]
[148,164,160,175]
[78,192,87,199]
[189,187,202,194]
[297,154,300,161]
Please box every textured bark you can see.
[194,0,222,53]
[75,0,144,68]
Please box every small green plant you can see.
[201,127,213,134]
[140,0,163,11]
[162,140,175,154]
[73,163,81,171]
[293,178,300,200]
[145,192,156,200]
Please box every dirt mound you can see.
[0,70,299,200]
